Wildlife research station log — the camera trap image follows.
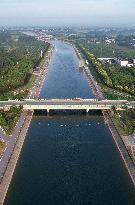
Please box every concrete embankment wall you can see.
[103,111,135,186]
[0,111,33,205]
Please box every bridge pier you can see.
[47,109,50,116]
[86,109,89,114]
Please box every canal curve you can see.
[4,41,135,205]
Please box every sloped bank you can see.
[74,43,135,186]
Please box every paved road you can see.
[0,99,135,107]
[0,112,27,182]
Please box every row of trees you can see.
[105,64,135,95]
[84,49,113,87]
[76,44,113,87]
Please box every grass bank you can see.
[111,110,135,136]
[0,106,22,135]
[0,140,6,157]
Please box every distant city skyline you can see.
[0,0,135,26]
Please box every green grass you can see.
[0,106,22,135]
[0,140,6,156]
[23,74,37,90]
[111,113,129,135]
[0,89,29,101]
[103,87,134,100]
[111,110,135,136]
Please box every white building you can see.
[98,58,116,64]
[119,60,129,67]
[98,57,134,67]
[117,59,134,67]
[105,39,115,44]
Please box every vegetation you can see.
[111,110,135,135]
[0,106,22,135]
[0,31,51,134]
[121,110,135,134]
[78,41,135,59]
[0,90,29,101]
[76,43,135,98]
[0,140,6,157]
[71,32,135,59]
[0,31,50,98]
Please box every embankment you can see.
[74,43,135,186]
[0,111,33,205]
[0,45,53,205]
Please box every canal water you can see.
[4,41,135,205]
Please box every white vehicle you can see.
[73,98,82,100]
[8,99,19,102]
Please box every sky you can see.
[0,0,135,27]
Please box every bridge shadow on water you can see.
[34,109,102,117]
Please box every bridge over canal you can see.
[0,99,135,112]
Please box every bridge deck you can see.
[0,99,135,110]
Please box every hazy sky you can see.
[0,0,135,26]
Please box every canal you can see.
[4,41,135,205]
